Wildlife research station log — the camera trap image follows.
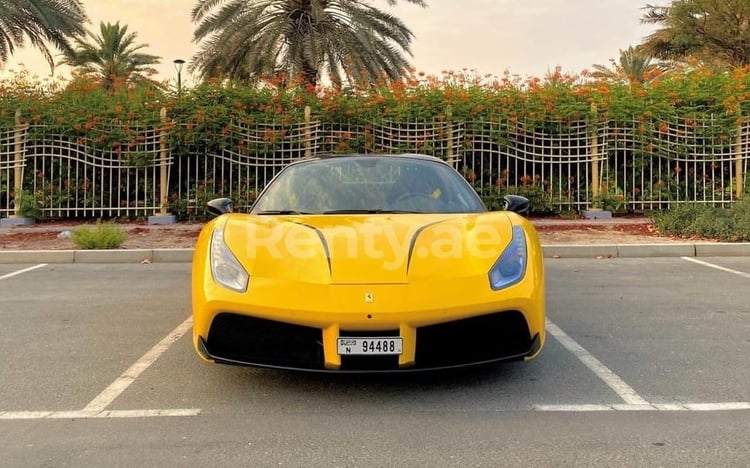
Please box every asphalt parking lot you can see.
[1,258,750,467]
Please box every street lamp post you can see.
[173,59,185,94]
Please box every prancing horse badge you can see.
[364,292,374,303]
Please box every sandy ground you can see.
[533,221,681,244]
[0,217,686,251]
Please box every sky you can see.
[0,0,658,86]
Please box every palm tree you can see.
[59,21,161,89]
[190,0,427,88]
[639,1,750,68]
[591,46,664,86]
[0,0,88,73]
[639,3,704,64]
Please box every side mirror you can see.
[503,195,530,214]
[206,198,234,218]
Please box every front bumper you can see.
[196,310,543,372]
[192,237,546,372]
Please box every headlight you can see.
[488,225,527,290]
[210,228,249,292]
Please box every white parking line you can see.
[0,264,47,281]
[681,257,750,279]
[546,319,649,406]
[534,402,750,412]
[0,409,201,420]
[545,317,750,412]
[683,402,750,411]
[83,317,194,413]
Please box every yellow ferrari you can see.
[191,154,545,372]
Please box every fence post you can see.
[1,109,33,225]
[13,110,23,217]
[590,103,600,203]
[735,117,744,200]
[581,103,612,218]
[445,106,457,168]
[147,107,176,224]
[304,106,312,158]
[160,107,169,215]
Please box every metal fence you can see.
[1,108,748,220]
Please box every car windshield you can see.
[251,156,487,214]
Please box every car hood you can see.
[220,213,516,284]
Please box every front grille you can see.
[340,355,401,370]
[206,313,324,369]
[204,312,533,372]
[415,311,531,368]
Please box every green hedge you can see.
[3,67,750,145]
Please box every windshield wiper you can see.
[321,209,426,214]
[255,210,313,215]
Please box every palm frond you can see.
[0,0,89,71]
[58,20,161,89]
[190,0,420,87]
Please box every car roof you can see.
[287,153,451,167]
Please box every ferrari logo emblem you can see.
[364,292,374,303]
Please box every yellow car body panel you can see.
[191,210,546,372]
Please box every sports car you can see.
[191,153,545,372]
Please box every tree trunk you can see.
[301,61,318,88]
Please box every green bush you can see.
[652,199,750,241]
[730,197,750,241]
[652,204,704,235]
[685,207,735,240]
[15,190,42,220]
[506,185,558,216]
[71,223,128,249]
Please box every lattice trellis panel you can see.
[740,118,750,197]
[460,119,606,211]
[372,120,464,164]
[318,122,371,154]
[23,125,170,218]
[3,115,749,221]
[604,116,749,210]
[170,120,319,215]
[1,125,28,217]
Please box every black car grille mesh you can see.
[205,311,532,371]
[207,313,324,369]
[415,311,532,368]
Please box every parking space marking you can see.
[0,409,201,420]
[83,316,194,413]
[0,264,47,281]
[681,257,750,279]
[534,402,750,412]
[534,404,652,412]
[683,402,750,411]
[544,317,750,412]
[546,319,649,406]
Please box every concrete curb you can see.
[2,243,750,263]
[543,243,750,258]
[542,244,618,259]
[0,248,194,264]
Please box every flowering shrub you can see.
[3,66,750,135]
[2,65,749,218]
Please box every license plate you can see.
[337,337,403,355]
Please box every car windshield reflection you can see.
[250,155,486,215]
